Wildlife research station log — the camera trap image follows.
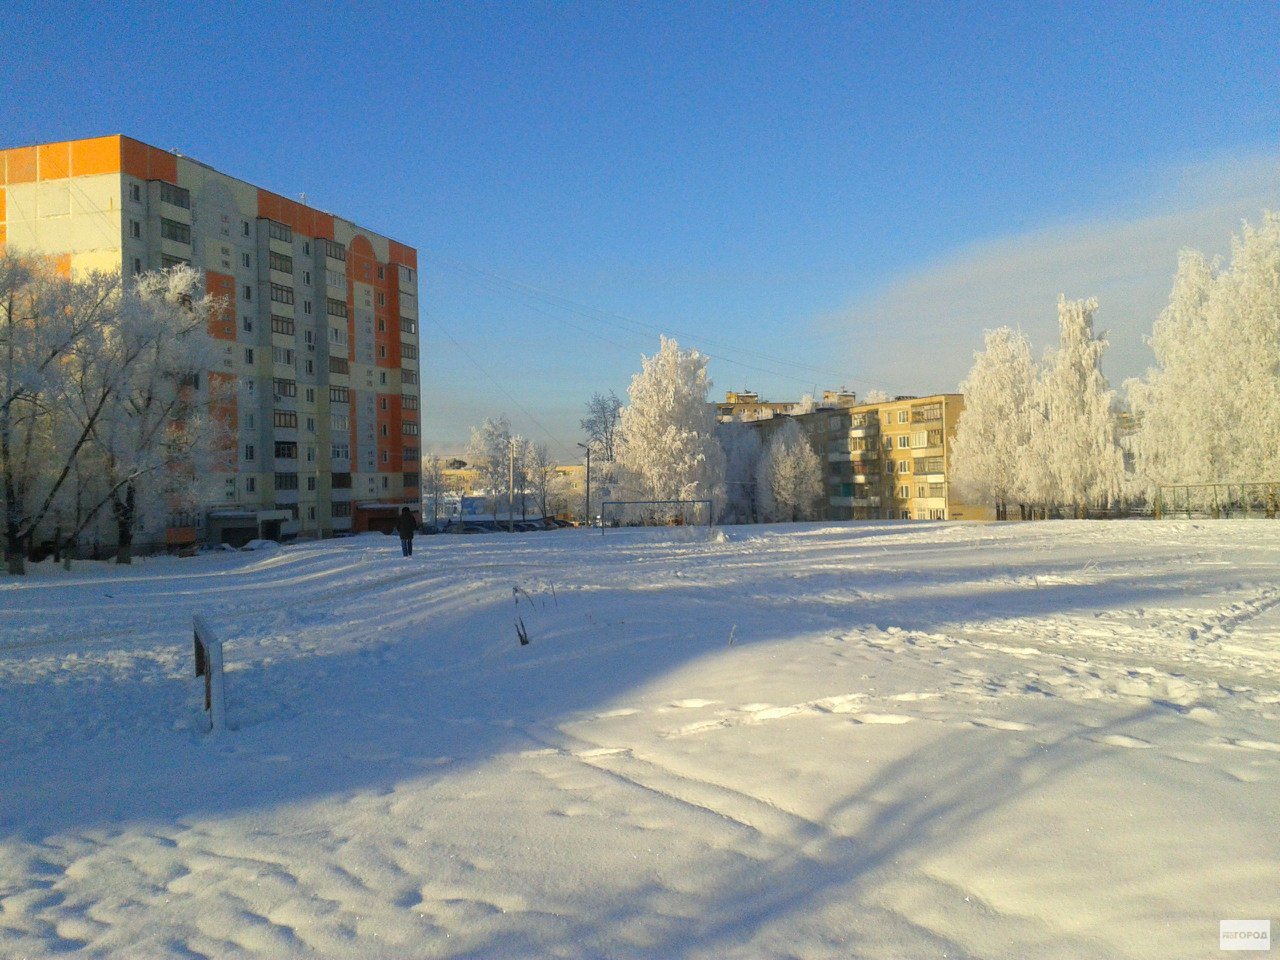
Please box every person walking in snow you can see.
[396,507,418,557]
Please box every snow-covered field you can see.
[1,521,1277,959]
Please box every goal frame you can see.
[599,499,714,534]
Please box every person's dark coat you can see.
[395,509,418,540]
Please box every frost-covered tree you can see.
[718,421,763,523]
[1127,214,1280,501]
[466,415,512,516]
[756,419,823,522]
[581,390,622,462]
[951,327,1037,520]
[615,336,726,504]
[2,257,220,571]
[422,454,445,526]
[1031,297,1124,517]
[863,388,891,404]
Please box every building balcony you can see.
[830,495,881,508]
[828,449,880,463]
[848,424,879,438]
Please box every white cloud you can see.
[826,151,1280,395]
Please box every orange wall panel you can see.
[70,136,123,177]
[388,240,417,269]
[121,137,177,184]
[205,271,237,341]
[37,142,71,180]
[5,146,37,184]
[256,189,335,240]
[0,187,6,221]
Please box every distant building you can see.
[750,394,993,521]
[715,389,857,422]
[0,135,421,545]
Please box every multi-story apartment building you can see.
[0,135,421,545]
[750,394,993,521]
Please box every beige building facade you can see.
[0,135,421,544]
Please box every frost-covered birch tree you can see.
[1031,297,1124,517]
[581,391,622,463]
[951,327,1037,520]
[466,415,512,516]
[756,419,823,522]
[1127,214,1280,501]
[615,336,725,505]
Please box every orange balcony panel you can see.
[5,146,37,184]
[256,189,334,240]
[37,142,71,180]
[70,136,123,177]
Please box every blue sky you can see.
[4,2,1279,457]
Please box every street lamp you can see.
[577,442,592,527]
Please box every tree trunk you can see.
[112,484,136,565]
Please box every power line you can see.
[426,312,578,460]
[420,250,894,392]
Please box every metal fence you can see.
[1154,483,1280,519]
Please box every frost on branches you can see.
[718,421,763,523]
[756,419,824,522]
[951,328,1036,520]
[615,337,725,505]
[1127,213,1280,503]
[2,256,221,573]
[952,299,1122,519]
[1032,297,1124,518]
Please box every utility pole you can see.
[577,442,591,527]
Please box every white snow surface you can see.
[1,521,1277,959]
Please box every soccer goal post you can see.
[599,499,714,533]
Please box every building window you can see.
[274,441,298,459]
[377,292,385,306]
[133,258,142,274]
[242,252,251,269]
[379,371,387,385]
[331,472,352,489]
[242,316,253,333]
[269,251,294,274]
[332,501,351,518]
[303,270,311,285]
[398,265,414,283]
[326,297,348,318]
[897,435,909,448]
[899,485,909,498]
[274,472,298,490]
[306,416,315,432]
[243,285,252,301]
[244,444,255,461]
[159,182,191,209]
[244,347,254,364]
[268,220,292,243]
[305,387,315,402]
[270,283,295,305]
[401,343,418,360]
[324,239,346,261]
[274,410,298,429]
[400,317,416,335]
[378,345,387,359]
[898,410,909,423]
[382,476,389,490]
[271,315,295,336]
[377,318,385,332]
[401,394,418,410]
[404,446,419,461]
[245,413,254,429]
[303,299,312,315]
[329,356,349,375]
[332,444,350,460]
[380,423,388,437]
[130,220,141,238]
[307,505,316,520]
[129,183,142,202]
[402,370,417,385]
[404,472,419,488]
[899,460,910,473]
[245,477,256,493]
[326,269,345,289]
[329,327,348,347]
[273,378,297,398]
[402,422,419,436]
[162,254,189,268]
[381,450,389,463]
[303,241,310,255]
[242,221,251,237]
[329,386,349,403]
[304,359,313,375]
[160,218,191,244]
